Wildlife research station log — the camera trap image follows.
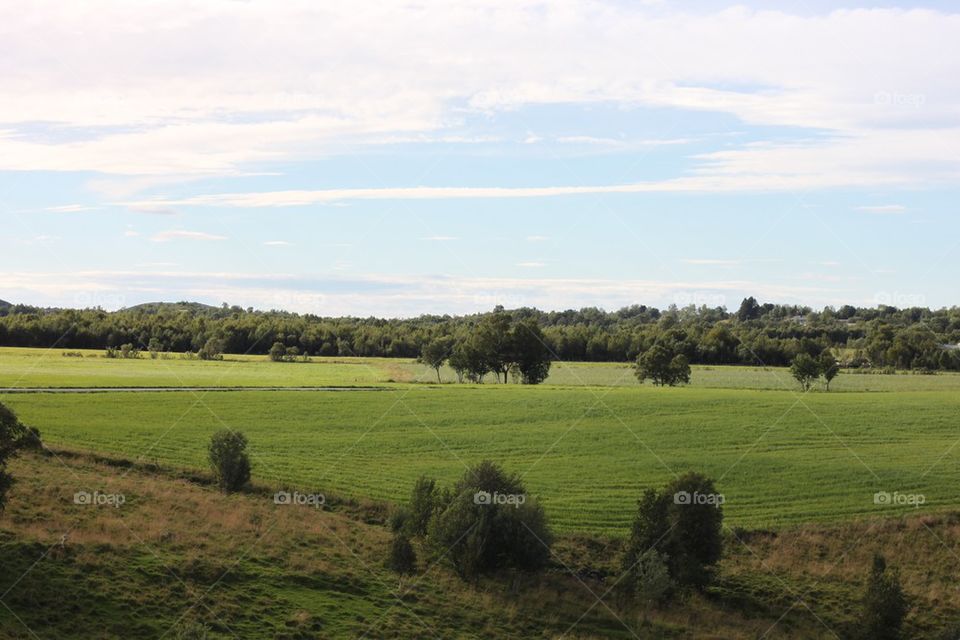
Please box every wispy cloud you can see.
[43,204,97,213]
[682,258,742,266]
[151,230,227,242]
[516,261,546,268]
[264,240,293,246]
[422,235,458,241]
[856,204,907,214]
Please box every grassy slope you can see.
[2,452,959,639]
[3,386,959,534]
[0,451,844,640]
[5,347,960,392]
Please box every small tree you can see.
[633,549,673,608]
[511,319,552,385]
[406,476,438,537]
[268,341,286,362]
[198,337,224,361]
[790,353,820,391]
[635,344,691,387]
[820,351,840,391]
[418,337,452,383]
[859,554,909,640]
[622,472,723,592]
[208,430,251,492]
[0,403,28,513]
[386,533,417,576]
[428,461,552,581]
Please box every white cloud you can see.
[0,269,848,316]
[0,1,956,191]
[516,261,546,268]
[151,230,227,242]
[856,204,907,214]
[264,240,293,246]
[422,235,458,241]
[682,259,742,266]
[43,204,97,213]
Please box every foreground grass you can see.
[1,451,959,638]
[5,347,960,392]
[3,386,958,534]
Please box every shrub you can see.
[198,337,224,361]
[790,353,820,391]
[859,554,909,640]
[633,549,674,608]
[386,533,417,575]
[427,461,552,581]
[406,476,438,537]
[0,403,29,513]
[208,430,251,492]
[622,472,723,592]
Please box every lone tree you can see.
[0,403,29,513]
[510,318,552,384]
[208,430,251,492]
[418,337,453,383]
[859,554,909,640]
[820,351,840,391]
[790,353,821,391]
[622,472,723,592]
[427,461,552,581]
[635,344,691,387]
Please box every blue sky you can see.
[1,1,958,316]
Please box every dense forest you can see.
[1,297,960,371]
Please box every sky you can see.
[1,0,959,317]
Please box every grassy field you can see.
[4,346,960,392]
[3,385,958,534]
[2,451,960,639]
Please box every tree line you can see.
[2,297,960,371]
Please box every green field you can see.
[4,346,960,392]
[4,383,957,535]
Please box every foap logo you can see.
[874,291,926,307]
[473,490,526,508]
[73,490,126,508]
[873,91,926,108]
[274,491,326,508]
[874,491,926,508]
[674,490,724,508]
[673,291,726,308]
[74,292,126,310]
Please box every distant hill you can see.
[122,301,220,314]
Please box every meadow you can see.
[4,346,960,392]
[3,384,958,534]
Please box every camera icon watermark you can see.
[874,491,925,508]
[273,490,326,508]
[473,490,526,508]
[673,490,724,508]
[73,490,126,508]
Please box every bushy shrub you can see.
[386,533,417,575]
[0,403,29,512]
[859,554,909,640]
[427,461,552,581]
[622,472,723,592]
[208,430,251,492]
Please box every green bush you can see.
[386,533,417,575]
[859,554,909,640]
[622,472,723,592]
[207,430,251,493]
[427,461,552,581]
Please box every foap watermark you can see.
[472,292,529,309]
[271,292,327,313]
[674,490,725,508]
[673,291,726,308]
[873,91,926,108]
[74,292,126,310]
[874,291,926,307]
[274,490,326,508]
[474,490,526,508]
[73,490,126,508]
[874,491,926,508]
